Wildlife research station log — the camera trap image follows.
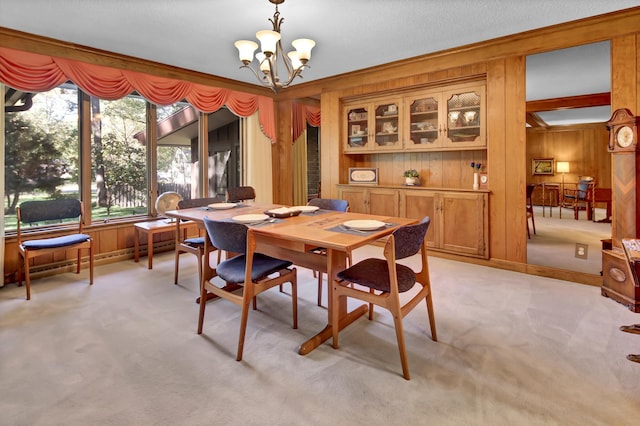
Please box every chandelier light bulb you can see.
[234,40,259,64]
[287,51,303,70]
[292,38,315,63]
[255,52,270,74]
[256,30,281,56]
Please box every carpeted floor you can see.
[1,246,640,425]
[527,206,612,275]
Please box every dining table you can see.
[165,202,416,355]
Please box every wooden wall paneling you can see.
[274,100,293,205]
[320,91,342,199]
[505,56,527,263]
[486,59,509,261]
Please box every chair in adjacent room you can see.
[526,184,536,239]
[331,217,436,380]
[174,197,224,286]
[198,218,298,361]
[17,199,94,300]
[306,197,350,307]
[226,186,256,203]
[560,176,595,220]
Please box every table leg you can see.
[134,228,140,263]
[147,231,154,269]
[297,247,368,355]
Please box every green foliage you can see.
[4,114,67,214]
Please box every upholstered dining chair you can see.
[198,217,298,361]
[307,197,350,307]
[331,217,435,380]
[174,197,224,286]
[526,184,536,239]
[17,199,94,300]
[226,186,256,203]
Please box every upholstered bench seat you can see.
[22,234,91,249]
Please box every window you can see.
[90,94,148,220]
[4,83,80,230]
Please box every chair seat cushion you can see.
[21,233,91,250]
[337,258,416,293]
[216,253,293,283]
[183,236,206,246]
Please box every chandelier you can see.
[234,0,316,94]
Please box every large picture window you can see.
[4,83,80,230]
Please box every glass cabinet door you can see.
[445,88,483,147]
[407,94,441,149]
[346,106,369,150]
[374,101,401,149]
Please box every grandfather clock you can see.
[602,108,640,312]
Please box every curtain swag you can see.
[292,102,320,143]
[0,46,277,142]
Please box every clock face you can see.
[616,126,634,148]
[480,175,488,184]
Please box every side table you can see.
[134,220,193,269]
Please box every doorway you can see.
[525,41,612,276]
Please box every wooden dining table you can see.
[165,202,416,355]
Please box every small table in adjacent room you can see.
[540,182,560,217]
[593,187,612,223]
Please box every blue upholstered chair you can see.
[331,217,436,380]
[197,217,298,361]
[17,199,94,300]
[173,197,224,286]
[307,197,350,306]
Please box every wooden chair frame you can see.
[17,199,94,300]
[198,219,297,361]
[331,219,436,380]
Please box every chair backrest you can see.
[203,217,248,254]
[392,217,431,260]
[177,196,224,209]
[526,184,535,202]
[307,198,349,212]
[18,199,82,224]
[226,186,256,202]
[576,177,595,200]
[17,199,85,244]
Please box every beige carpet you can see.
[1,246,640,425]
[527,206,612,275]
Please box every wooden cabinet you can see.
[400,189,487,258]
[339,186,400,216]
[343,82,485,153]
[344,97,403,153]
[338,185,488,259]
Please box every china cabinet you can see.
[343,82,485,153]
[345,97,403,153]
[337,185,488,259]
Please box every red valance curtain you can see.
[292,102,321,143]
[0,46,276,142]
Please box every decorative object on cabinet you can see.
[349,168,379,185]
[470,162,482,190]
[403,169,420,186]
[233,0,315,94]
[532,158,554,175]
[479,172,488,189]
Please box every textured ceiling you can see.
[2,1,639,125]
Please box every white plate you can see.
[291,205,319,213]
[209,203,237,210]
[343,219,386,231]
[232,214,269,223]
